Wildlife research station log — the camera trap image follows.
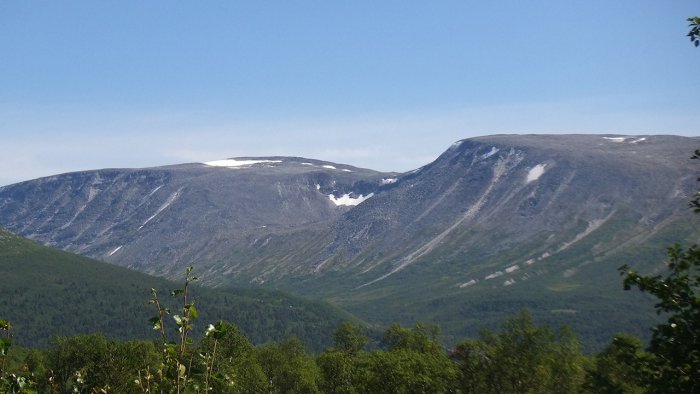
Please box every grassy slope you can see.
[0,228,355,352]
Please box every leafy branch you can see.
[145,266,200,394]
[688,17,700,47]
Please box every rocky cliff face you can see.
[2,135,698,348]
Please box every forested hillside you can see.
[0,228,355,352]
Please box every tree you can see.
[317,322,369,394]
[619,244,700,393]
[197,320,267,393]
[452,310,586,394]
[584,333,651,393]
[256,338,321,394]
[332,322,368,356]
[352,323,458,393]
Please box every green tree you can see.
[584,333,651,393]
[354,323,458,393]
[45,333,109,393]
[197,320,267,393]
[317,322,368,394]
[332,322,368,356]
[619,244,700,393]
[256,337,321,394]
[549,326,587,394]
[452,310,586,394]
[383,322,443,355]
[42,334,158,393]
[452,339,494,394]
[317,351,355,394]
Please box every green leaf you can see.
[171,289,184,297]
[0,337,11,355]
[149,317,162,330]
[189,304,198,320]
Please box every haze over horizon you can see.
[2,1,699,186]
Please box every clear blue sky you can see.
[1,1,698,186]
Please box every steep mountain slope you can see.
[269,134,698,348]
[307,134,697,285]
[0,227,356,351]
[1,135,698,350]
[0,157,393,277]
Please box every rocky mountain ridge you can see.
[1,134,698,348]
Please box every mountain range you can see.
[1,134,698,350]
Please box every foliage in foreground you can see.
[0,311,594,394]
[0,205,699,392]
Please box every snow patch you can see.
[87,187,100,202]
[328,193,374,206]
[505,265,520,273]
[526,164,546,183]
[108,245,123,256]
[481,147,499,159]
[139,189,182,230]
[555,214,612,254]
[504,279,516,286]
[603,136,648,144]
[485,271,504,280]
[147,185,164,198]
[524,258,535,265]
[459,279,477,288]
[315,184,321,190]
[322,165,337,170]
[301,162,314,166]
[602,137,626,142]
[381,178,398,185]
[341,169,353,172]
[204,159,282,167]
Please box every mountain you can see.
[1,134,698,350]
[0,157,394,277]
[0,227,356,352]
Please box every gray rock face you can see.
[1,135,698,348]
[0,157,393,277]
[314,134,698,287]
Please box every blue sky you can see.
[1,1,698,186]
